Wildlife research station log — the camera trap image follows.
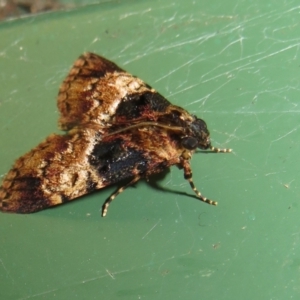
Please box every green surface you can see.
[0,0,299,299]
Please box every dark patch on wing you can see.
[89,138,148,184]
[9,177,51,213]
[86,172,98,193]
[115,91,170,119]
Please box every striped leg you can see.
[210,146,232,153]
[102,176,141,217]
[181,158,217,206]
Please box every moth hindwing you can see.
[0,53,231,216]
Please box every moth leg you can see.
[102,176,141,217]
[210,146,232,153]
[180,156,217,206]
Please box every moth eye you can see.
[181,137,198,150]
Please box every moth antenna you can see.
[106,122,184,136]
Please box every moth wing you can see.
[57,52,125,130]
[0,127,105,213]
[58,53,172,131]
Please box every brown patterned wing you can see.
[0,127,105,213]
[58,52,159,131]
[58,53,123,130]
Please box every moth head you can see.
[181,118,211,150]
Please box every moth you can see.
[0,53,231,216]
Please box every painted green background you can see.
[0,0,299,299]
